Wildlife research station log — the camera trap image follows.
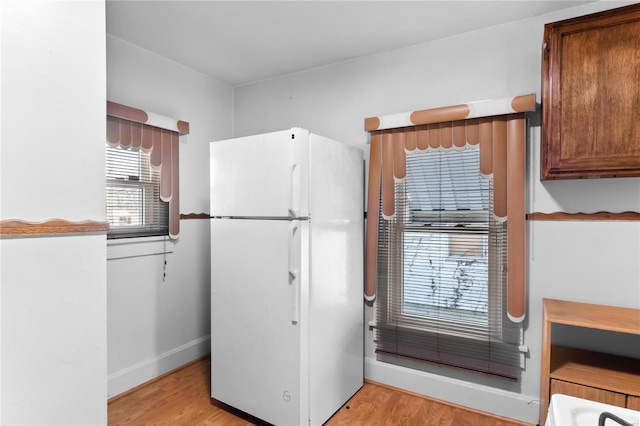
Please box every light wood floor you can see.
[108,357,532,426]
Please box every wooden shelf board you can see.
[550,346,640,396]
[543,298,640,335]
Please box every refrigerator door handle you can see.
[288,220,300,324]
[288,163,299,218]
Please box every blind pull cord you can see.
[163,236,167,282]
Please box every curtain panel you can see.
[106,101,189,239]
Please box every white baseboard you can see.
[364,358,539,424]
[108,335,211,398]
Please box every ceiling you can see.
[106,1,595,87]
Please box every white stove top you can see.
[546,394,640,426]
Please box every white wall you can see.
[233,1,640,423]
[0,1,107,424]
[105,35,233,397]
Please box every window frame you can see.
[378,153,504,342]
[374,147,521,378]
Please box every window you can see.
[401,149,490,328]
[106,145,168,239]
[106,101,189,239]
[364,103,533,380]
[375,147,521,379]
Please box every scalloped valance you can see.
[106,101,189,239]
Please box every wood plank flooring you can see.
[108,357,532,426]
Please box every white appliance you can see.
[545,394,640,426]
[209,128,364,426]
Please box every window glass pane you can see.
[401,148,489,326]
[106,147,141,180]
[106,145,168,239]
[403,231,488,325]
[106,184,143,226]
[406,149,489,220]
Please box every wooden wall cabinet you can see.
[541,4,640,180]
[539,299,640,425]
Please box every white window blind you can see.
[106,145,168,239]
[374,147,522,379]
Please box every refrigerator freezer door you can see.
[210,128,309,218]
[308,133,363,223]
[211,218,304,426]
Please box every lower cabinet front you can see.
[627,395,640,410]
[550,379,627,408]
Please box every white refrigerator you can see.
[210,128,364,426]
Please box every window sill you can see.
[107,235,174,260]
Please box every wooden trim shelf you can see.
[0,219,110,237]
[527,212,640,221]
[180,213,212,220]
[543,298,640,335]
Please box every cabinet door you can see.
[550,379,627,408]
[627,395,640,411]
[541,4,640,180]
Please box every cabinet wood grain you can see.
[628,395,640,410]
[541,4,640,180]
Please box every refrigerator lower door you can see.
[211,218,303,426]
